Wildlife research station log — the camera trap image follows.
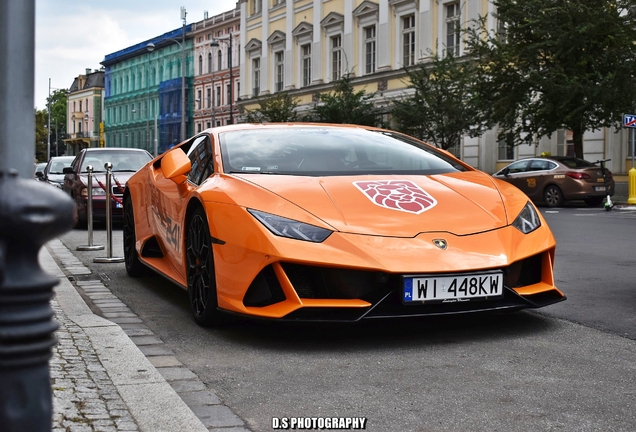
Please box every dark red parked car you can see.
[63,148,152,226]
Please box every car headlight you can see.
[81,186,106,196]
[512,202,541,234]
[248,209,332,242]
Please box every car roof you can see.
[83,147,148,152]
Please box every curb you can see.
[42,245,210,432]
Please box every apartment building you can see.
[235,0,632,176]
[64,69,105,155]
[191,5,241,132]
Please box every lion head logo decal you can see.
[353,180,437,214]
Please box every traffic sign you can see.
[623,114,636,128]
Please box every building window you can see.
[216,86,221,106]
[217,50,222,71]
[252,0,262,15]
[208,53,213,73]
[331,35,342,81]
[198,55,203,74]
[364,26,376,74]
[226,83,231,105]
[446,3,461,56]
[252,58,260,96]
[301,44,311,87]
[402,15,415,66]
[206,88,211,108]
[227,47,231,69]
[275,51,284,92]
[197,90,202,109]
[498,135,515,160]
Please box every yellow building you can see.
[236,0,633,177]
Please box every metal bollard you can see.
[77,165,104,251]
[94,162,124,263]
[0,169,75,431]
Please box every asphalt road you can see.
[57,206,636,432]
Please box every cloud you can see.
[34,0,237,109]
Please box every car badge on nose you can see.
[433,239,447,250]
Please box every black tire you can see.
[543,185,564,207]
[584,196,604,207]
[123,194,147,277]
[186,207,225,327]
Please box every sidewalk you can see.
[41,243,248,432]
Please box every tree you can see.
[466,0,636,159]
[47,89,68,156]
[312,73,378,126]
[391,50,491,150]
[35,109,48,162]
[244,92,300,123]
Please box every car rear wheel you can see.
[584,196,604,207]
[187,207,225,327]
[543,185,564,207]
[123,194,147,277]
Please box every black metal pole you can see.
[0,1,76,430]
[0,173,75,431]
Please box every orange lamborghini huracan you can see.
[123,124,565,326]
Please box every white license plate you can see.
[594,186,606,192]
[403,271,504,304]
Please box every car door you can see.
[525,159,558,199]
[150,135,214,279]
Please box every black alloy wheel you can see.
[543,185,564,207]
[187,207,225,326]
[123,194,147,277]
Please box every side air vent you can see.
[243,265,286,307]
[140,236,164,258]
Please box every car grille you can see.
[242,252,558,319]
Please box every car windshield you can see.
[219,127,467,176]
[48,157,74,174]
[80,150,152,173]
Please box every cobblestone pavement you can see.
[51,299,139,432]
[44,239,249,432]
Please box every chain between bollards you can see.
[94,162,124,263]
[77,165,105,251]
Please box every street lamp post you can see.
[211,32,233,124]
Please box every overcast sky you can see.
[35,0,238,110]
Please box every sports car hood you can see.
[236,172,509,237]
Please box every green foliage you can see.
[466,0,636,158]
[391,50,491,150]
[38,88,69,157]
[244,92,299,123]
[312,74,378,126]
[35,109,48,162]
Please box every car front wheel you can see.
[186,207,225,327]
[123,194,147,277]
[543,185,564,207]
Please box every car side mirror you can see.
[162,148,191,184]
[62,167,74,174]
[35,171,44,179]
[501,167,510,176]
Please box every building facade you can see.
[101,26,194,155]
[191,6,241,132]
[236,0,633,176]
[64,69,105,155]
